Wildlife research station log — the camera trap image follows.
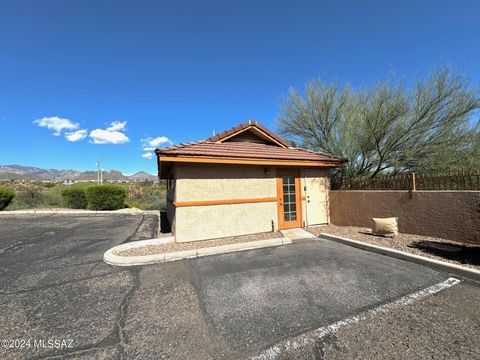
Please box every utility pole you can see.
[100,169,104,185]
[96,161,100,185]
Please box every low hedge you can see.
[0,188,15,210]
[86,185,127,210]
[61,187,87,209]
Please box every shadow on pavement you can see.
[409,241,480,266]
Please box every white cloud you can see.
[149,136,170,147]
[34,116,79,135]
[142,136,171,150]
[65,129,88,142]
[106,121,127,132]
[142,152,153,159]
[90,129,129,144]
[89,121,129,144]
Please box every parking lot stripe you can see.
[252,277,461,359]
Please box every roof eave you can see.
[156,154,347,168]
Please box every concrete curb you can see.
[104,237,293,267]
[103,237,174,266]
[319,233,480,281]
[0,209,159,216]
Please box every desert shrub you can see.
[86,185,127,210]
[61,187,87,209]
[125,183,166,210]
[41,185,64,207]
[0,188,15,210]
[9,184,46,209]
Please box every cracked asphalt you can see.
[0,215,479,359]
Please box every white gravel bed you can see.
[116,231,283,256]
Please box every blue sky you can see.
[0,0,478,174]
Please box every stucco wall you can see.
[173,163,277,241]
[329,190,480,245]
[175,163,277,201]
[175,202,277,242]
[171,163,331,242]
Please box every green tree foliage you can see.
[0,187,15,210]
[86,185,127,210]
[61,187,88,209]
[278,67,480,184]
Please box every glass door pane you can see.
[282,175,297,221]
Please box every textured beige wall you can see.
[171,163,331,241]
[329,190,480,245]
[174,163,277,241]
[175,163,276,201]
[175,202,278,242]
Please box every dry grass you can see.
[117,231,283,256]
[306,225,480,270]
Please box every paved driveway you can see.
[0,215,478,359]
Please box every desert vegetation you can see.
[61,186,89,209]
[0,180,166,211]
[85,185,127,210]
[0,187,15,210]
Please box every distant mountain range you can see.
[0,165,158,182]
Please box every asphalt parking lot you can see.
[0,215,479,359]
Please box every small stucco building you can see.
[155,121,347,242]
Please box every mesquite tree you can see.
[278,67,480,184]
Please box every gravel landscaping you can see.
[116,231,283,256]
[306,225,480,270]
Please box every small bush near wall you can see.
[124,182,166,210]
[0,188,15,210]
[86,185,127,210]
[61,187,88,209]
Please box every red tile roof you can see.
[155,121,347,166]
[157,141,345,163]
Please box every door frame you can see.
[276,168,303,229]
